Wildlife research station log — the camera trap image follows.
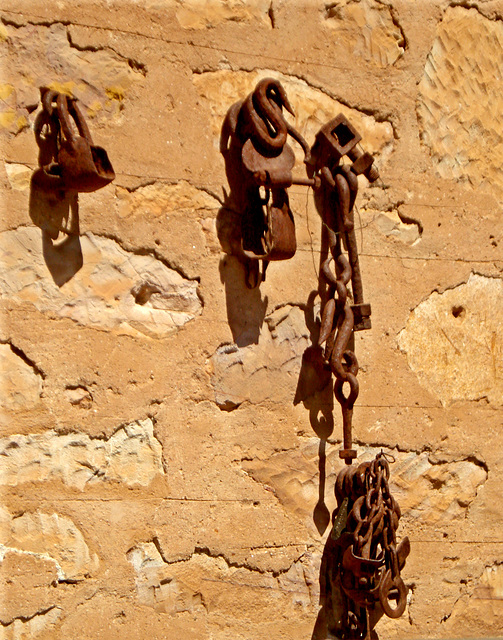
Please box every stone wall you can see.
[1,0,502,638]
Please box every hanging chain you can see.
[308,115,410,639]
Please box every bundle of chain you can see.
[328,453,410,638]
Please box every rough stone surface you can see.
[193,69,394,164]
[0,607,61,640]
[0,418,165,489]
[2,1,503,638]
[0,343,43,412]
[1,21,144,130]
[323,0,405,67]
[1,510,98,581]
[417,7,503,201]
[0,227,202,338]
[398,274,503,406]
[127,541,315,617]
[210,305,309,409]
[243,442,487,524]
[4,162,31,191]
[175,0,272,29]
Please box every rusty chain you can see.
[221,82,409,638]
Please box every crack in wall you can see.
[66,27,147,76]
[0,605,61,628]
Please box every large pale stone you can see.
[0,227,202,339]
[127,542,208,615]
[4,163,32,191]
[193,69,394,162]
[0,606,61,640]
[0,418,165,490]
[374,210,421,245]
[176,0,272,29]
[127,542,315,616]
[417,7,503,200]
[0,344,43,412]
[324,0,405,67]
[243,443,487,523]
[116,180,219,220]
[210,305,309,410]
[2,22,143,123]
[1,511,98,581]
[398,274,503,406]
[475,563,503,599]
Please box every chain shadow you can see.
[29,177,83,287]
[294,289,334,537]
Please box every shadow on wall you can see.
[29,179,83,287]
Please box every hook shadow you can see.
[29,177,83,287]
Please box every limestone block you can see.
[475,562,503,599]
[0,418,165,490]
[126,543,207,614]
[442,562,503,635]
[64,386,93,409]
[374,210,421,245]
[417,7,503,200]
[2,22,144,123]
[116,180,219,220]
[398,274,503,406]
[0,606,61,640]
[243,442,487,523]
[175,0,272,29]
[0,549,59,624]
[1,511,98,582]
[127,543,314,618]
[210,305,309,410]
[0,344,43,412]
[4,163,31,191]
[0,227,202,339]
[193,69,394,162]
[323,0,405,67]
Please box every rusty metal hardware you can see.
[219,84,409,638]
[328,454,410,638]
[220,78,310,286]
[32,87,115,195]
[307,114,410,639]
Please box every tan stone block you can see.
[0,344,43,412]
[0,418,164,489]
[176,0,272,29]
[193,69,394,164]
[417,7,503,201]
[0,227,202,338]
[324,0,405,67]
[398,274,503,406]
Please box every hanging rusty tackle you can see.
[220,78,309,287]
[32,87,115,196]
[309,116,410,638]
[220,83,410,637]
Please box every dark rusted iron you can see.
[220,88,409,638]
[32,87,115,196]
[327,453,410,638]
[220,78,310,287]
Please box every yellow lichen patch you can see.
[16,115,28,132]
[105,86,125,102]
[0,23,9,42]
[87,100,103,118]
[0,111,16,128]
[0,84,14,100]
[47,80,76,96]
